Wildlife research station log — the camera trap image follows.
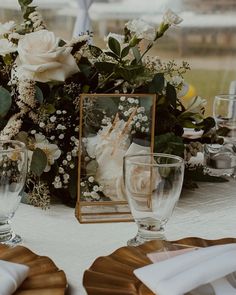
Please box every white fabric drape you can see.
[73,0,94,36]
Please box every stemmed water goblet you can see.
[123,153,184,246]
[0,140,28,244]
[204,95,236,177]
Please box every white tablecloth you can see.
[13,180,236,295]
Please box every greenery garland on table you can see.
[0,0,220,208]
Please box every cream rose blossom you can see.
[15,30,79,82]
[126,19,156,41]
[163,9,183,26]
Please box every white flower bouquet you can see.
[0,0,216,207]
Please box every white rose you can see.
[185,96,207,114]
[15,30,79,82]
[0,21,15,36]
[0,39,17,56]
[163,9,183,26]
[125,165,160,204]
[126,19,156,41]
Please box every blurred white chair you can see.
[73,0,94,36]
[229,81,236,95]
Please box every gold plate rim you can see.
[0,244,67,295]
[83,237,236,295]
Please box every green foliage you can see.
[0,87,12,118]
[94,62,115,74]
[89,45,103,58]
[18,0,36,20]
[108,37,121,57]
[35,86,44,104]
[154,132,185,156]
[148,73,165,93]
[121,46,130,58]
[30,148,47,177]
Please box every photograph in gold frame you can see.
[76,93,156,223]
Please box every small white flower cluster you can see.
[0,21,17,57]
[118,96,150,134]
[27,178,50,209]
[28,11,46,32]
[51,122,79,190]
[80,176,103,201]
[1,77,36,140]
[17,78,36,113]
[101,115,112,126]
[0,113,22,140]
[66,34,90,48]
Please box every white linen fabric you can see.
[134,243,236,295]
[0,260,29,295]
[73,0,94,36]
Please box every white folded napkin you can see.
[0,260,29,295]
[134,243,236,295]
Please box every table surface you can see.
[13,180,236,295]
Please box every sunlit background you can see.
[1,0,236,116]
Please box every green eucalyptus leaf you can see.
[94,62,115,74]
[79,63,92,78]
[104,51,119,60]
[108,37,121,56]
[154,133,184,156]
[23,6,36,19]
[15,131,28,145]
[58,39,66,47]
[132,46,142,64]
[180,119,197,129]
[89,45,103,57]
[116,65,144,82]
[149,73,165,93]
[166,83,177,108]
[43,104,55,114]
[18,0,33,7]
[30,148,47,177]
[0,87,12,118]
[82,85,90,93]
[35,86,44,104]
[121,46,130,58]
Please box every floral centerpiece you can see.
[0,0,217,208]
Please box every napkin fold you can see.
[0,260,29,295]
[134,243,236,295]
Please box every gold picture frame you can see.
[76,93,156,223]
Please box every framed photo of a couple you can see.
[76,93,156,223]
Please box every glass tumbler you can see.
[123,153,184,246]
[0,140,28,244]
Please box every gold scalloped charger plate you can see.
[0,244,67,295]
[83,237,236,295]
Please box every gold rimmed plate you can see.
[0,244,67,295]
[83,237,236,295]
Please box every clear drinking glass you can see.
[0,140,28,244]
[204,95,236,177]
[213,94,236,143]
[123,153,184,246]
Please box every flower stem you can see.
[94,72,115,92]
